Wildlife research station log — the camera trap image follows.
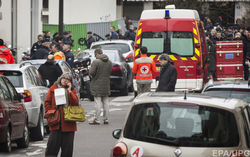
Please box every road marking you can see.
[30,143,47,149]
[26,149,43,156]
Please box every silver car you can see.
[111,92,250,157]
[0,64,48,141]
[20,59,81,98]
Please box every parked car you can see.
[90,40,134,67]
[20,59,81,98]
[202,81,250,103]
[77,49,134,95]
[0,75,29,152]
[111,92,250,157]
[0,64,48,141]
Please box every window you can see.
[61,62,71,73]
[0,71,23,87]
[141,31,194,56]
[91,43,130,54]
[29,67,43,86]
[124,103,239,147]
[3,78,19,101]
[242,108,250,148]
[204,88,250,103]
[25,69,35,85]
[0,78,11,101]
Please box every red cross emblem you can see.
[140,66,149,74]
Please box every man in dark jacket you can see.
[31,34,44,58]
[156,54,177,92]
[31,39,50,59]
[124,25,136,41]
[86,32,95,49]
[63,42,74,68]
[38,55,62,87]
[89,48,112,125]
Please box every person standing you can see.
[88,48,112,125]
[31,34,44,58]
[38,55,62,87]
[156,54,177,92]
[132,47,157,95]
[63,42,74,68]
[44,73,79,157]
[86,32,95,49]
[0,39,15,64]
[31,39,50,59]
[51,42,66,61]
[110,26,119,39]
[124,25,136,41]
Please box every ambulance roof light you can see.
[165,5,175,9]
[165,10,170,19]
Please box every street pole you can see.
[59,0,64,36]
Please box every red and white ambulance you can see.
[134,6,208,92]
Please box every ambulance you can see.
[134,6,208,92]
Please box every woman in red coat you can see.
[44,73,79,157]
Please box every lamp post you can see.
[59,0,64,36]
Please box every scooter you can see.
[73,57,94,101]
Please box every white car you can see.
[111,92,250,157]
[90,39,134,68]
[0,64,49,141]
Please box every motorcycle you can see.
[73,55,94,101]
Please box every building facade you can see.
[0,0,43,62]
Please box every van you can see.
[134,6,208,92]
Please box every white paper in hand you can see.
[54,88,67,105]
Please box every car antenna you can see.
[184,90,187,100]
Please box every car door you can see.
[29,67,48,102]
[0,77,25,139]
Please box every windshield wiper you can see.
[142,136,179,146]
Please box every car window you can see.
[61,62,71,73]
[3,77,19,101]
[0,78,11,101]
[242,107,250,148]
[0,71,23,87]
[30,67,43,86]
[25,69,36,85]
[124,103,239,147]
[92,43,130,54]
[204,88,250,103]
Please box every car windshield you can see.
[0,71,23,87]
[124,103,239,147]
[141,31,194,56]
[91,43,130,54]
[204,88,250,103]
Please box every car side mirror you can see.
[112,129,122,139]
[195,43,201,48]
[134,44,139,49]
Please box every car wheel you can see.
[2,127,12,152]
[16,122,29,148]
[120,83,128,96]
[30,112,44,141]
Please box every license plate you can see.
[225,54,234,59]
[83,76,90,81]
